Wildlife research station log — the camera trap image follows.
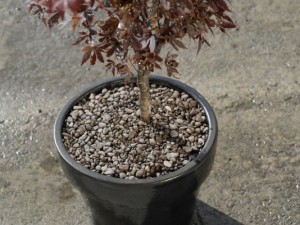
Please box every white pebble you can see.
[149,139,156,145]
[119,173,126,179]
[95,165,101,171]
[198,138,205,145]
[98,122,106,128]
[169,124,178,130]
[104,168,115,175]
[103,114,111,122]
[125,108,134,113]
[183,146,192,153]
[176,118,184,124]
[188,136,195,142]
[163,161,172,168]
[166,153,179,160]
[182,160,189,165]
[165,106,172,111]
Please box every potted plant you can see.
[29,1,236,225]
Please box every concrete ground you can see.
[0,0,299,224]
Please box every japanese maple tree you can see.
[29,0,237,122]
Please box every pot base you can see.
[90,201,203,225]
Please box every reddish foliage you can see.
[29,0,237,77]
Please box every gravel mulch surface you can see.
[62,84,209,179]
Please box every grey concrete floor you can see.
[0,0,299,224]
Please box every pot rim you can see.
[54,75,217,185]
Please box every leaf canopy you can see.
[29,0,237,77]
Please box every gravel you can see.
[62,84,209,179]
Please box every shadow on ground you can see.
[195,200,243,225]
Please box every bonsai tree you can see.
[29,0,236,122]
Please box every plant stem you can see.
[137,66,151,122]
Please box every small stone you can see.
[166,153,179,160]
[155,114,161,120]
[63,132,72,139]
[147,154,154,160]
[101,165,107,172]
[77,125,85,135]
[103,128,109,135]
[169,124,178,130]
[73,143,79,148]
[203,127,209,133]
[103,114,111,122]
[122,114,129,121]
[70,110,79,118]
[176,118,184,124]
[98,151,105,156]
[128,131,137,139]
[186,128,192,134]
[181,94,189,99]
[195,115,203,122]
[89,93,95,99]
[188,136,195,142]
[101,88,108,94]
[145,166,150,173]
[189,101,197,108]
[195,122,201,126]
[95,141,104,149]
[119,173,126,179]
[149,139,156,145]
[104,168,115,175]
[182,160,189,165]
[183,146,192,153]
[136,169,145,178]
[165,106,172,111]
[163,161,172,168]
[73,106,82,110]
[136,109,141,116]
[198,138,205,145]
[149,133,155,138]
[85,124,92,131]
[119,164,129,172]
[170,130,179,138]
[75,150,80,156]
[98,122,106,128]
[125,108,134,114]
[114,92,120,97]
[95,165,101,171]
[136,144,145,151]
[139,138,145,144]
[156,136,162,143]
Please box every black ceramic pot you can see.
[54,76,218,225]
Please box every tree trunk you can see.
[137,67,151,122]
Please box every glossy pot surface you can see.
[54,76,218,225]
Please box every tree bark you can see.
[137,66,151,122]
